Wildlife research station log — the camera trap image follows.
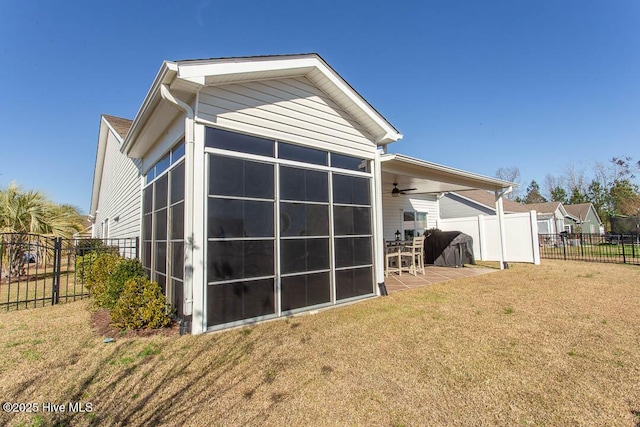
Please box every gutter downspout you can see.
[160,84,196,333]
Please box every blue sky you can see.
[1,0,638,211]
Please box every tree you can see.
[562,164,587,199]
[587,180,609,222]
[523,180,547,204]
[543,174,564,201]
[495,167,521,200]
[568,186,588,205]
[550,186,568,204]
[0,183,84,275]
[609,179,640,216]
[611,156,640,180]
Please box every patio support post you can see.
[373,148,386,295]
[495,187,512,270]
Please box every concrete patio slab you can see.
[384,265,498,293]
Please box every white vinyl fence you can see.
[437,211,540,264]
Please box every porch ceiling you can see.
[380,153,515,195]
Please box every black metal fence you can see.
[0,233,138,311]
[539,233,640,265]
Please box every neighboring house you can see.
[521,201,575,234]
[90,54,516,335]
[563,203,603,234]
[439,190,576,234]
[439,189,524,218]
[89,115,139,240]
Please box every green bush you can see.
[110,277,172,330]
[86,253,121,308]
[75,238,106,256]
[75,244,119,282]
[103,258,146,309]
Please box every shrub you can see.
[75,244,119,282]
[102,258,146,309]
[110,277,172,330]
[85,253,121,308]
[75,238,105,256]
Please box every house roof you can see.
[380,155,516,194]
[564,203,602,224]
[90,115,135,217]
[122,53,402,158]
[102,115,133,140]
[564,203,592,220]
[520,201,562,215]
[452,189,525,212]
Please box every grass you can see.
[541,242,640,261]
[1,260,640,426]
[0,259,87,311]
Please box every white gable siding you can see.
[93,130,142,239]
[382,193,439,241]
[196,77,377,158]
[439,193,495,219]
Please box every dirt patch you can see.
[90,308,179,338]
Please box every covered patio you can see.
[375,153,515,283]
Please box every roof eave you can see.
[175,54,402,143]
[381,153,517,191]
[121,62,178,156]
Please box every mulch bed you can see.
[90,308,179,338]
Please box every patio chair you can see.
[400,237,425,276]
[385,243,402,276]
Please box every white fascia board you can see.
[89,118,110,216]
[176,57,318,79]
[102,119,125,145]
[122,62,177,156]
[381,153,517,190]
[557,204,569,218]
[175,55,402,144]
[312,60,402,143]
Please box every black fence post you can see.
[561,233,567,260]
[51,237,62,305]
[135,236,140,259]
[621,236,626,264]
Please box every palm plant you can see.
[0,183,84,276]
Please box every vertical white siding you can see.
[382,193,439,240]
[93,130,142,239]
[439,212,540,264]
[197,77,377,157]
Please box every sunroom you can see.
[123,54,402,334]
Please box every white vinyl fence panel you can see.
[437,211,540,264]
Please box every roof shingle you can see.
[102,115,133,139]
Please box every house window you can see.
[141,139,186,314]
[101,219,109,240]
[402,211,427,240]
[204,126,374,329]
[145,140,186,184]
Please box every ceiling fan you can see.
[389,182,416,197]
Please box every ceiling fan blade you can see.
[399,187,417,192]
